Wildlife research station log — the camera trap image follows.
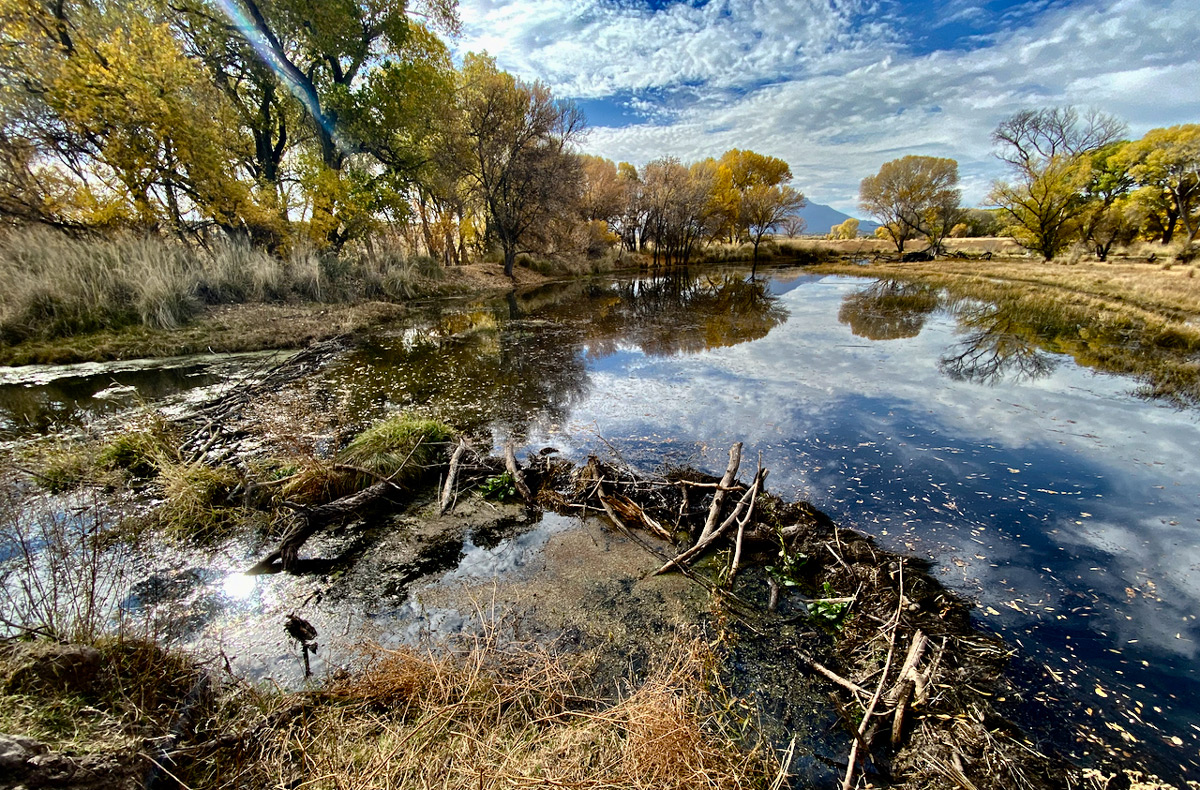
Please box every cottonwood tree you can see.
[739,183,805,273]
[1079,141,1135,260]
[711,148,793,243]
[0,0,261,234]
[1118,124,1200,245]
[456,53,583,277]
[860,155,962,253]
[830,218,859,239]
[170,0,459,248]
[641,157,716,267]
[988,107,1126,260]
[781,215,807,238]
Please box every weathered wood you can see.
[888,629,928,745]
[602,493,672,540]
[657,466,765,575]
[504,440,533,504]
[699,443,742,542]
[246,477,399,574]
[439,438,468,514]
[728,455,762,583]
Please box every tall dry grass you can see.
[0,228,445,344]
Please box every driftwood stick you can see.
[602,494,672,540]
[440,438,468,514]
[915,637,945,706]
[795,650,871,697]
[728,455,762,583]
[889,629,928,745]
[700,443,742,542]
[656,467,763,575]
[843,630,896,790]
[842,566,905,790]
[504,440,533,504]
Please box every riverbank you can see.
[2,418,1189,790]
[0,262,553,366]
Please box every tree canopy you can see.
[859,156,961,253]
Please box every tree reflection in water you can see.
[837,279,940,341]
[938,299,1057,385]
[320,270,788,440]
[837,279,1057,385]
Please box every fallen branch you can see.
[795,650,870,697]
[504,440,534,504]
[656,465,765,575]
[699,442,742,542]
[888,629,928,745]
[440,438,469,515]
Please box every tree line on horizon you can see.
[0,0,808,277]
[0,0,1196,274]
[856,109,1200,261]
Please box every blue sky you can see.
[453,0,1200,215]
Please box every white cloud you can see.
[454,0,1200,213]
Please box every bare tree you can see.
[988,106,1127,260]
[781,215,807,238]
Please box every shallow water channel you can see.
[3,265,1199,782]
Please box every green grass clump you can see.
[157,462,242,541]
[97,429,168,479]
[25,439,97,493]
[338,415,453,489]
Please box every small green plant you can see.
[479,472,517,501]
[809,581,851,629]
[765,545,808,587]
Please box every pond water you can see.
[313,267,1200,779]
[2,266,1198,781]
[0,351,287,442]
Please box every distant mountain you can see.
[794,201,879,237]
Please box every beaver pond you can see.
[1,265,1198,785]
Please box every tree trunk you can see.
[503,245,516,278]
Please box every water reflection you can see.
[0,352,282,440]
[837,279,1198,404]
[939,298,1057,385]
[322,271,788,438]
[837,279,939,341]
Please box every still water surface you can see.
[316,267,1199,776]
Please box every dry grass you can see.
[187,634,775,790]
[816,256,1200,319]
[0,229,491,357]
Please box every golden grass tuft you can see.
[337,415,454,490]
[157,461,243,541]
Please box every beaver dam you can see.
[2,267,1198,788]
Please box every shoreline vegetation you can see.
[4,399,1190,789]
[3,231,1199,406]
